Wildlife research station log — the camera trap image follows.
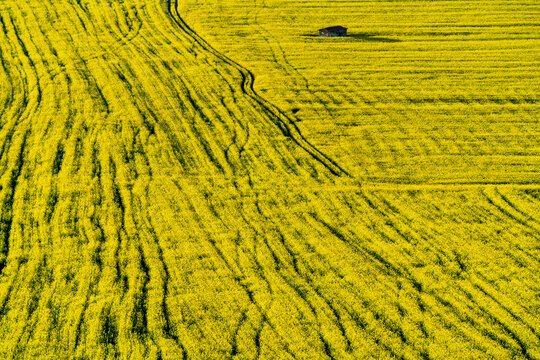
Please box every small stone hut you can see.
[318,26,347,37]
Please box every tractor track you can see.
[162,0,349,178]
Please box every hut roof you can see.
[319,26,348,33]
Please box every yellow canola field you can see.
[0,0,537,359]
[182,0,540,184]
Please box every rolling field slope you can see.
[0,0,538,359]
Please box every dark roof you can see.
[318,26,347,33]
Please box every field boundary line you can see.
[161,0,350,177]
